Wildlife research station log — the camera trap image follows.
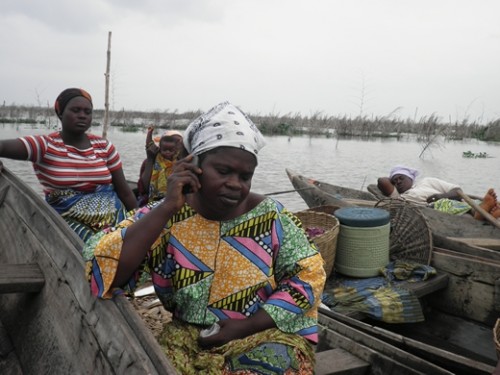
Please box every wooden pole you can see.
[102,31,112,139]
[457,189,500,229]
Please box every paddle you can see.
[457,189,500,229]
[263,187,315,196]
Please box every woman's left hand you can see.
[198,310,276,349]
[427,194,441,204]
[198,319,252,349]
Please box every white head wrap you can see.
[183,101,266,157]
[389,165,419,181]
[153,130,183,146]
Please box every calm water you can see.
[2,123,500,212]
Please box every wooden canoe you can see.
[317,244,499,374]
[285,169,499,373]
[315,312,454,375]
[0,167,178,374]
[286,168,500,241]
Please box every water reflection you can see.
[1,124,499,212]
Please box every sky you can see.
[1,0,499,124]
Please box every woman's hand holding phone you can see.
[182,155,199,194]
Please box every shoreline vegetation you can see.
[2,104,500,142]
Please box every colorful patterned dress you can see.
[137,154,176,206]
[84,198,326,374]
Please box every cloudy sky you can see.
[1,0,499,123]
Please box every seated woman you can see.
[137,127,183,206]
[378,165,500,219]
[84,101,326,374]
[0,88,138,242]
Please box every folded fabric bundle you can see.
[321,261,437,323]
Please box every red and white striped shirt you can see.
[20,132,123,194]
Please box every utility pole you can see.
[102,31,112,139]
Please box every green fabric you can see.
[433,198,473,215]
[158,319,315,374]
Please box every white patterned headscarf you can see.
[183,101,266,158]
[389,165,419,181]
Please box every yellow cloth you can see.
[148,154,175,202]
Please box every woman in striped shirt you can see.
[0,88,137,242]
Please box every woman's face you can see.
[60,97,93,134]
[391,174,413,193]
[196,147,257,220]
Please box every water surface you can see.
[2,124,499,212]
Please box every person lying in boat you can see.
[136,127,183,206]
[377,165,500,219]
[0,88,137,242]
[83,101,326,374]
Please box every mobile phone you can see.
[182,155,199,194]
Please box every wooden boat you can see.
[315,312,454,375]
[285,169,499,373]
[317,241,500,375]
[286,168,500,241]
[0,167,178,374]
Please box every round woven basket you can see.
[295,210,340,278]
[495,318,500,359]
[375,198,433,265]
[306,205,339,216]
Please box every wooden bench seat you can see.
[0,264,44,293]
[392,272,449,298]
[315,348,369,375]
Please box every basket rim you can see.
[294,209,339,278]
[295,210,340,227]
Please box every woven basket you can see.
[495,318,500,359]
[306,205,340,216]
[375,198,433,265]
[295,210,340,278]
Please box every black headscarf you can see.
[54,88,93,119]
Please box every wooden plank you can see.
[430,249,500,325]
[434,236,500,261]
[0,264,44,293]
[315,348,369,375]
[317,318,454,374]
[447,237,500,251]
[396,273,449,298]
[319,308,495,375]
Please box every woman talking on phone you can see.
[84,101,326,374]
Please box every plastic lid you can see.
[334,207,390,227]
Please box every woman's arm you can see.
[139,155,155,193]
[111,168,139,211]
[427,187,462,203]
[377,177,395,196]
[139,126,158,192]
[113,154,201,286]
[199,309,276,349]
[113,199,179,286]
[0,139,29,160]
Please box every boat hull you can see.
[286,168,500,240]
[0,167,177,374]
